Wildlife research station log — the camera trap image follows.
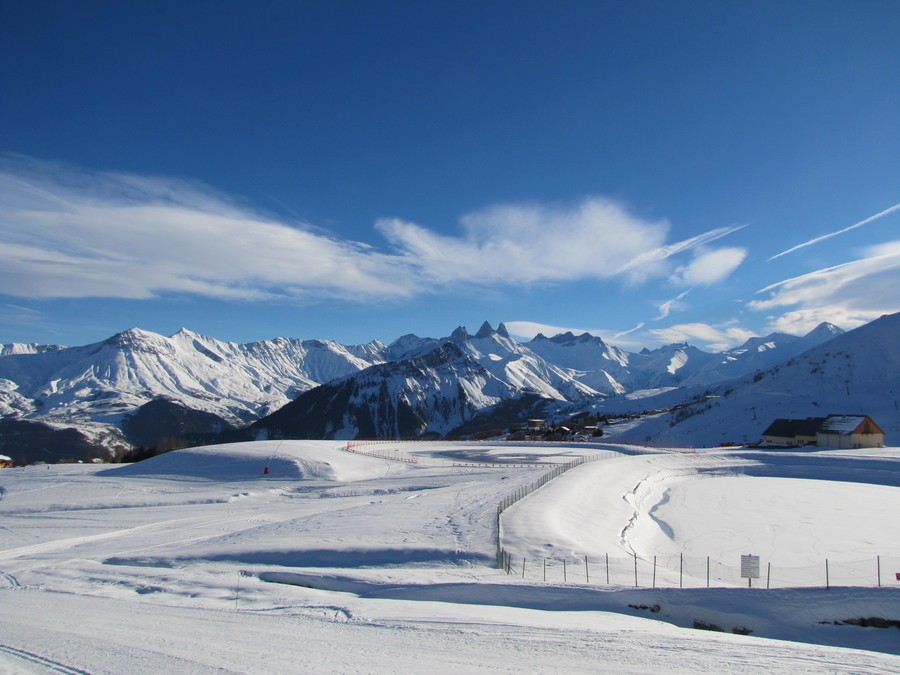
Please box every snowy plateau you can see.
[1,440,898,673]
[2,313,898,465]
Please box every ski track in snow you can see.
[0,643,93,675]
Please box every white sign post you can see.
[741,554,760,588]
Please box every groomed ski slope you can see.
[1,440,898,673]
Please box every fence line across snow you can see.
[494,550,900,590]
[490,447,899,590]
[493,448,657,567]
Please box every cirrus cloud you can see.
[0,156,747,305]
[646,322,757,352]
[0,158,415,302]
[669,247,747,286]
[750,240,900,333]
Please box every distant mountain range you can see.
[5,312,895,464]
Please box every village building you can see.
[815,415,885,449]
[761,417,825,446]
[762,414,884,449]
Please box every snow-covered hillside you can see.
[1,440,898,672]
[610,313,899,447]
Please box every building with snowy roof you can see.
[815,415,884,449]
[762,414,884,449]
[761,417,825,446]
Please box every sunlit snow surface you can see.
[1,441,899,673]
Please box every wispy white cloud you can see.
[0,157,746,305]
[376,199,673,286]
[614,322,646,338]
[0,159,417,302]
[655,290,690,320]
[669,247,746,287]
[614,224,746,284]
[646,322,757,351]
[750,240,900,333]
[768,203,900,261]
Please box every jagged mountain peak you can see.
[450,325,469,342]
[449,321,510,341]
[475,321,495,338]
[546,331,605,346]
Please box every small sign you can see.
[741,554,760,579]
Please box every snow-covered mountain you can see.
[526,331,631,394]
[450,322,601,402]
[610,313,897,446]
[524,323,845,393]
[0,327,387,429]
[251,341,516,439]
[675,322,845,387]
[0,342,66,356]
[0,315,874,460]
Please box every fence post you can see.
[767,562,771,589]
[543,558,546,582]
[563,558,567,583]
[633,553,638,587]
[522,557,526,579]
[679,553,683,588]
[825,559,830,590]
[652,556,657,588]
[606,553,610,585]
[877,555,881,588]
[706,556,709,588]
[585,555,590,583]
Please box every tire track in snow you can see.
[0,571,20,587]
[0,644,92,675]
[619,468,696,554]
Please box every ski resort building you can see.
[762,415,885,449]
[815,415,885,449]
[761,417,825,446]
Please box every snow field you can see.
[1,441,899,672]
[501,449,900,588]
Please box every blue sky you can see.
[1,0,898,351]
